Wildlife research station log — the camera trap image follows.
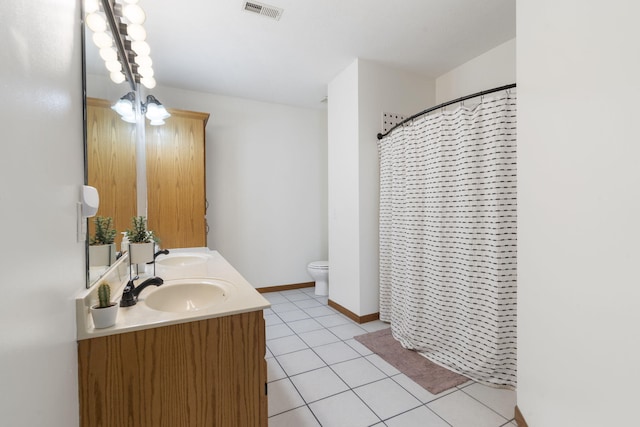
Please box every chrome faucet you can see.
[120,276,164,307]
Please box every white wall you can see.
[89,80,328,289]
[436,38,516,104]
[328,60,361,312]
[86,73,128,101]
[518,1,640,425]
[328,59,434,315]
[0,1,84,426]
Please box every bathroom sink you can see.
[143,279,231,313]
[155,252,211,267]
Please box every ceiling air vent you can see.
[243,1,283,21]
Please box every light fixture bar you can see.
[100,0,136,91]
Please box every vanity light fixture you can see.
[84,0,157,90]
[111,92,137,123]
[112,92,171,126]
[144,95,171,125]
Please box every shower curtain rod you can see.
[376,83,516,140]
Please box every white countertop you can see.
[76,248,270,340]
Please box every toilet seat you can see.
[308,261,328,270]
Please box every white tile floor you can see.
[263,288,517,427]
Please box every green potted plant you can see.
[125,216,156,265]
[89,216,117,267]
[90,283,118,328]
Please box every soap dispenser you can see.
[120,232,129,254]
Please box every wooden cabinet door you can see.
[86,98,137,249]
[78,311,268,427]
[146,109,209,249]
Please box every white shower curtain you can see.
[378,91,517,389]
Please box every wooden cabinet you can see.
[78,311,267,427]
[86,98,138,249]
[146,109,209,249]
[86,98,209,250]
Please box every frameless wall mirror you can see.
[83,0,204,288]
[83,16,136,287]
[82,0,157,287]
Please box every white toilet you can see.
[307,261,329,296]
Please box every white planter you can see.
[128,242,154,265]
[90,303,118,329]
[89,243,116,267]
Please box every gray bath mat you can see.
[354,328,469,394]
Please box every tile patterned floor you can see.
[264,288,517,427]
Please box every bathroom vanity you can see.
[76,249,270,427]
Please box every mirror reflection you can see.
[85,95,138,284]
[84,10,138,283]
[84,3,210,287]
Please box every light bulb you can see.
[110,71,126,84]
[99,47,118,62]
[138,66,154,78]
[123,0,139,4]
[131,41,150,56]
[146,104,170,121]
[105,60,122,72]
[85,13,107,33]
[92,32,112,48]
[144,96,171,121]
[141,76,156,89]
[135,55,152,68]
[112,98,134,117]
[84,0,100,14]
[120,113,137,124]
[149,119,166,126]
[123,4,146,24]
[126,24,146,41]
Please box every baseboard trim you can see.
[514,405,528,427]
[328,299,380,324]
[256,285,381,324]
[256,282,314,293]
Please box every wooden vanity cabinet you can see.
[78,311,267,427]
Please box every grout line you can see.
[389,373,460,404]
[302,343,385,425]
[264,291,511,427]
[270,336,343,425]
[458,386,512,423]
[273,307,386,424]
[377,402,446,426]
[266,377,306,418]
[386,375,456,426]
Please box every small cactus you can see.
[97,283,112,308]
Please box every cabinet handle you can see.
[205,198,210,213]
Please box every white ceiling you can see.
[86,0,515,108]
